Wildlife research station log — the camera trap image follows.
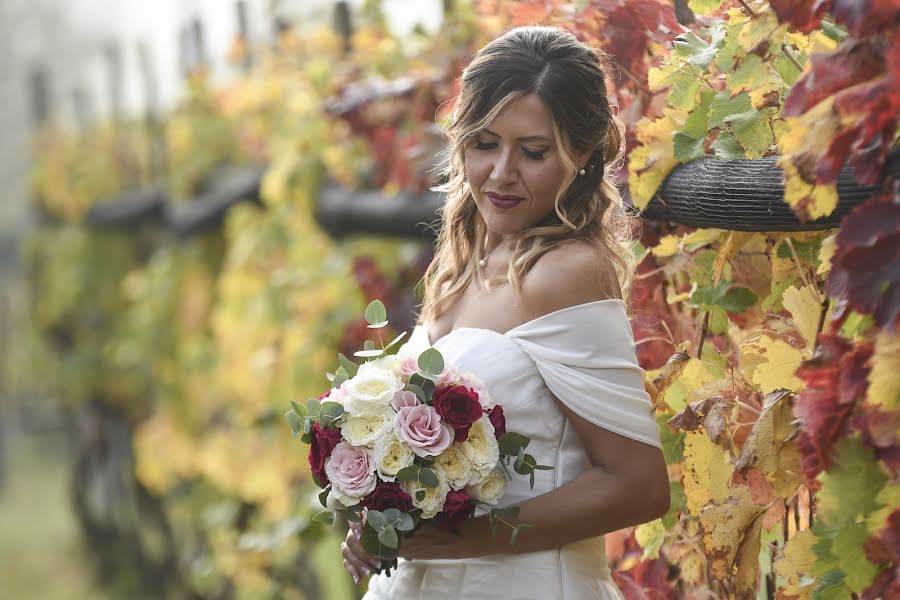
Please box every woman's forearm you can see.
[451,464,669,558]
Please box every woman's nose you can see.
[490,150,517,183]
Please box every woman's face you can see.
[464,93,579,238]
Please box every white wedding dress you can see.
[363,299,662,600]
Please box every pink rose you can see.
[394,404,454,457]
[434,366,460,387]
[324,442,378,506]
[391,390,420,411]
[398,357,420,378]
[459,374,491,408]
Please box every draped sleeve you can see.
[506,300,662,448]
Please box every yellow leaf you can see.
[683,228,725,251]
[665,519,707,585]
[665,358,727,412]
[774,529,818,599]
[683,431,735,514]
[629,109,687,209]
[734,511,766,598]
[737,6,782,53]
[782,284,824,352]
[698,495,765,579]
[816,233,838,276]
[635,519,666,560]
[651,234,680,257]
[867,331,900,411]
[739,334,805,394]
[728,54,784,109]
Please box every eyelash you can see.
[473,141,546,161]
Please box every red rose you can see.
[435,490,475,531]
[432,385,483,442]
[488,405,506,439]
[361,481,414,512]
[308,421,342,488]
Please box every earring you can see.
[577,168,586,176]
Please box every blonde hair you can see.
[417,26,640,325]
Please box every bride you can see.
[342,25,670,599]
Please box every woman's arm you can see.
[398,402,670,560]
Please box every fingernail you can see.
[362,566,372,576]
[369,559,381,569]
[354,528,361,540]
[353,574,360,584]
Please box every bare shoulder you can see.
[521,241,622,319]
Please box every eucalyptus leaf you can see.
[415,490,426,502]
[417,348,445,375]
[364,340,375,351]
[312,511,335,526]
[318,487,330,508]
[341,510,362,523]
[511,523,531,545]
[364,300,387,325]
[320,401,346,428]
[396,513,415,532]
[290,399,307,417]
[367,510,389,531]
[384,331,408,350]
[306,398,322,419]
[418,467,439,488]
[378,526,399,549]
[354,349,385,358]
[514,446,526,471]
[407,384,427,403]
[498,432,530,456]
[382,508,402,523]
[396,465,420,482]
[337,353,358,377]
[285,410,302,436]
[367,320,389,329]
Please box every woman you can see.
[343,25,669,599]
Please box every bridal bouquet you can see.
[286,300,552,575]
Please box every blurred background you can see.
[3,0,897,599]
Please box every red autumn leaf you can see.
[768,0,827,33]
[826,193,900,330]
[614,556,679,600]
[509,1,553,26]
[862,510,900,599]
[783,39,886,118]
[830,0,900,38]
[793,334,874,483]
[852,404,900,473]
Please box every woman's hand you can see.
[341,522,382,584]
[397,521,466,560]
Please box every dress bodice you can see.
[364,299,660,600]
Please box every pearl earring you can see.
[577,168,586,176]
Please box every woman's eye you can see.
[523,148,546,160]
[473,141,496,150]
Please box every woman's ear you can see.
[573,147,594,172]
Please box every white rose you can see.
[405,463,450,519]
[342,368,404,416]
[465,466,507,505]
[373,433,415,481]
[360,354,402,374]
[460,415,500,477]
[340,405,394,447]
[434,443,473,490]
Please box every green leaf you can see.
[813,570,849,600]
[378,525,399,549]
[360,523,398,560]
[384,331,407,350]
[285,410,303,436]
[318,487,330,508]
[776,238,821,264]
[382,508,402,523]
[396,513,415,532]
[415,490,426,502]
[635,519,666,559]
[396,465,420,482]
[730,106,775,158]
[364,340,375,351]
[816,437,889,528]
[417,348,444,375]
[682,88,715,139]
[674,132,705,162]
[407,384,427,403]
[717,287,757,313]
[364,300,387,325]
[312,511,335,526]
[498,432,530,456]
[302,416,313,438]
[510,523,531,545]
[418,467,439,488]
[832,523,879,593]
[711,131,744,159]
[337,353,359,378]
[708,91,751,129]
[367,510,388,531]
[320,401,346,428]
[291,399,308,417]
[658,414,685,463]
[306,398,322,419]
[492,506,520,520]
[342,510,362,523]
[762,276,801,312]
[672,23,726,69]
[354,349,385,358]
[514,446,526,470]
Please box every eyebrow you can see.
[481,128,553,143]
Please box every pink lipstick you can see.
[487,192,524,209]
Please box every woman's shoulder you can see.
[521,241,622,318]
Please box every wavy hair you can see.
[417,25,639,325]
